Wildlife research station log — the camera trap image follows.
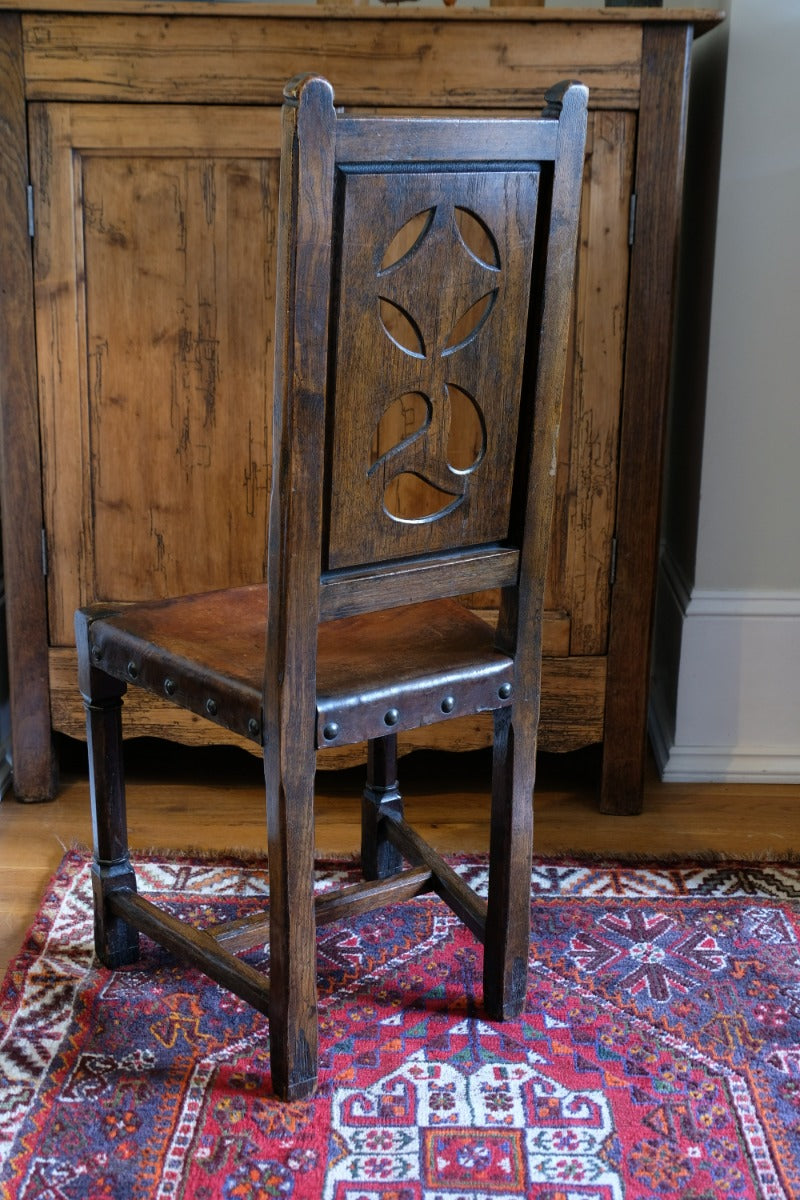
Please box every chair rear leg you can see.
[361,734,404,881]
[265,748,319,1101]
[483,705,535,1020]
[77,631,139,968]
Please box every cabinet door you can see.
[550,110,635,658]
[31,104,281,647]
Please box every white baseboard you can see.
[649,551,800,783]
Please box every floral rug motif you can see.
[1,851,799,1198]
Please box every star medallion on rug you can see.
[1,851,799,1198]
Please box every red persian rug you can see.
[1,851,799,1199]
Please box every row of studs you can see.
[92,643,511,745]
[91,643,261,739]
[321,680,512,743]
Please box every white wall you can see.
[650,0,800,781]
[692,0,800,592]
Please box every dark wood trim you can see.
[601,22,693,815]
[0,14,55,800]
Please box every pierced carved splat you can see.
[327,167,540,569]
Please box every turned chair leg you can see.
[483,705,535,1020]
[81,670,140,968]
[361,734,404,881]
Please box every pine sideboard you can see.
[0,2,722,809]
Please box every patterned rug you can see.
[1,851,799,1199]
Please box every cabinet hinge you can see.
[27,184,35,238]
[628,192,637,247]
[41,528,48,577]
[609,535,618,588]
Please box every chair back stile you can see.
[264,79,336,795]
[262,82,338,1092]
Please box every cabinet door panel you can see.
[31,104,281,645]
[561,110,635,656]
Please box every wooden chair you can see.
[75,74,588,1101]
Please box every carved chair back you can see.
[269,76,588,718]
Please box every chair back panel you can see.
[269,77,587,684]
[327,164,540,570]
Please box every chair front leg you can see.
[265,744,319,1101]
[483,704,535,1020]
[361,734,404,881]
[76,615,140,968]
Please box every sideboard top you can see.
[0,2,725,37]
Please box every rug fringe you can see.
[539,847,800,867]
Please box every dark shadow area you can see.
[55,731,603,805]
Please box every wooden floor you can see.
[1,735,798,978]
